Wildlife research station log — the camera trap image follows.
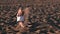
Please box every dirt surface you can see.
[0,0,60,34]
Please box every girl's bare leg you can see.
[19,22,25,28]
[16,22,25,30]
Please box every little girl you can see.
[17,8,25,28]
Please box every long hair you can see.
[22,10,24,16]
[17,7,24,16]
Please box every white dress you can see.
[17,16,24,22]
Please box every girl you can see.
[16,8,25,28]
